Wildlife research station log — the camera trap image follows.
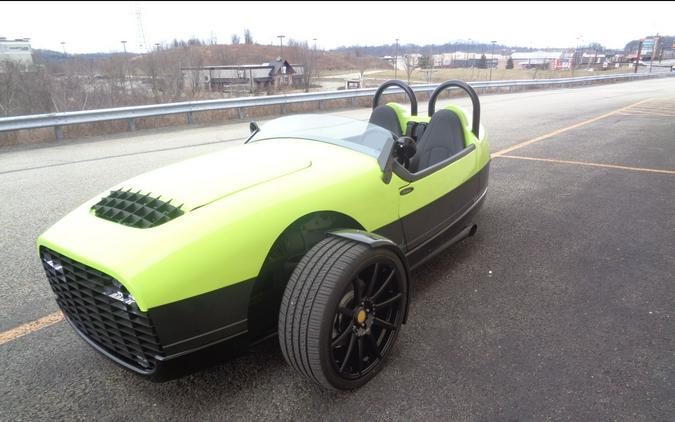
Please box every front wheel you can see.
[278,237,408,390]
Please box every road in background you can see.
[1,77,673,420]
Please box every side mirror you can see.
[249,121,260,134]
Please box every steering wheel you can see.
[372,80,418,116]
[394,136,417,169]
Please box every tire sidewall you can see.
[316,247,407,390]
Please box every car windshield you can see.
[247,114,395,159]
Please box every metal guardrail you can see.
[0,71,672,140]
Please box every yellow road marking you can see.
[629,106,675,113]
[617,110,675,117]
[0,311,63,346]
[491,98,652,157]
[497,155,675,175]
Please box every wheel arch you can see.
[328,229,411,324]
[247,210,366,336]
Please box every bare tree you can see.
[402,54,417,83]
[244,29,253,44]
[231,34,240,45]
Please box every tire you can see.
[278,236,407,390]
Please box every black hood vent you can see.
[92,188,184,229]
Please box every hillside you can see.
[34,43,388,72]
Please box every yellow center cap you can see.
[357,309,367,324]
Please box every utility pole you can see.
[634,39,643,73]
[312,38,318,90]
[649,33,659,73]
[428,44,433,83]
[572,35,584,76]
[394,38,399,79]
[277,35,285,59]
[121,40,131,90]
[489,40,497,81]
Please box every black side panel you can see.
[148,278,254,357]
[373,217,406,247]
[407,188,486,269]
[403,164,487,251]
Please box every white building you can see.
[511,51,569,69]
[431,52,506,68]
[0,37,33,66]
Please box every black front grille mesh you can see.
[40,247,163,370]
[91,188,184,229]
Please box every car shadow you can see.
[127,217,492,408]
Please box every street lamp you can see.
[489,40,497,81]
[312,38,318,84]
[394,38,399,79]
[277,35,285,58]
[575,35,583,73]
[60,41,66,56]
[121,40,130,89]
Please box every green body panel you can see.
[38,139,405,311]
[385,103,490,215]
[37,109,489,313]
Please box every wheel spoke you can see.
[353,277,366,304]
[339,333,357,374]
[373,317,397,331]
[365,263,380,297]
[371,270,395,301]
[374,293,402,310]
[365,332,382,359]
[331,323,353,348]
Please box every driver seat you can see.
[369,105,403,137]
[408,109,465,173]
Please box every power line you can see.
[135,1,146,52]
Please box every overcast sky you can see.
[4,1,673,54]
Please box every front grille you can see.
[40,247,164,370]
[91,188,184,229]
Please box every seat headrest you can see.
[369,105,403,136]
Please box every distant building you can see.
[380,54,422,71]
[511,51,572,70]
[0,37,33,66]
[426,52,506,69]
[182,58,304,91]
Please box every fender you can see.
[248,211,364,337]
[328,229,411,323]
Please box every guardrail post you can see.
[187,111,194,124]
[127,118,136,132]
[281,104,288,114]
[318,100,324,111]
[54,126,63,141]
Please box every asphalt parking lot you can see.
[1,77,674,421]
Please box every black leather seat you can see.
[369,105,403,137]
[408,109,465,173]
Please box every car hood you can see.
[109,140,312,211]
